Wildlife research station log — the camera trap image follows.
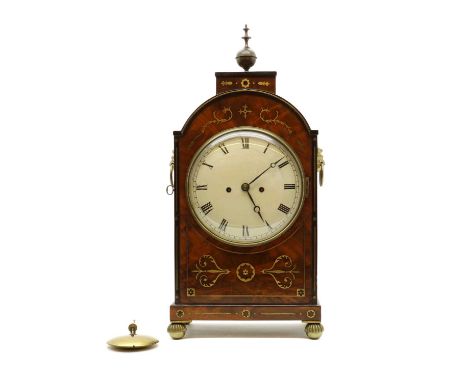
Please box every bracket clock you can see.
[167,26,325,339]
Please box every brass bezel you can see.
[186,126,305,247]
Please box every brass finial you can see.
[236,24,257,71]
[128,321,137,336]
[242,25,251,48]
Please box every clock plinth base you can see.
[167,322,190,340]
[304,322,324,340]
[170,303,321,339]
[171,303,321,321]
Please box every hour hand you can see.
[253,204,264,222]
[241,183,265,222]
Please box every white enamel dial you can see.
[187,127,305,246]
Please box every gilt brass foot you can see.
[305,322,324,340]
[167,322,187,340]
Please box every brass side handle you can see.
[166,151,174,195]
[317,148,325,186]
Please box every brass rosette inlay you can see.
[240,78,250,88]
[241,309,251,318]
[236,263,256,282]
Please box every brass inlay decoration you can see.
[192,255,230,287]
[187,288,195,296]
[221,81,233,86]
[238,104,252,119]
[257,81,270,86]
[261,255,299,289]
[241,309,251,318]
[297,289,305,297]
[236,262,255,282]
[240,78,250,88]
[176,310,185,318]
[260,107,292,134]
[306,310,316,319]
[189,107,233,148]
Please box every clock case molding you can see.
[169,70,321,335]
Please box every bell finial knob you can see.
[236,24,257,71]
[128,321,137,337]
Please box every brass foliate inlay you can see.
[260,108,293,134]
[192,255,230,287]
[262,255,299,289]
[188,106,233,148]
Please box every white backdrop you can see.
[1,1,467,381]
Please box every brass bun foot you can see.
[305,322,324,340]
[167,323,187,340]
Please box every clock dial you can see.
[187,127,305,246]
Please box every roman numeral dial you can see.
[219,143,229,154]
[187,128,305,246]
[278,203,291,214]
[200,201,213,215]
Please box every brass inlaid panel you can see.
[260,107,292,134]
[262,255,299,289]
[189,106,233,148]
[192,255,230,287]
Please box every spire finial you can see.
[242,24,251,48]
[236,24,257,71]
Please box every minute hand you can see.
[248,156,285,185]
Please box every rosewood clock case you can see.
[169,71,322,333]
